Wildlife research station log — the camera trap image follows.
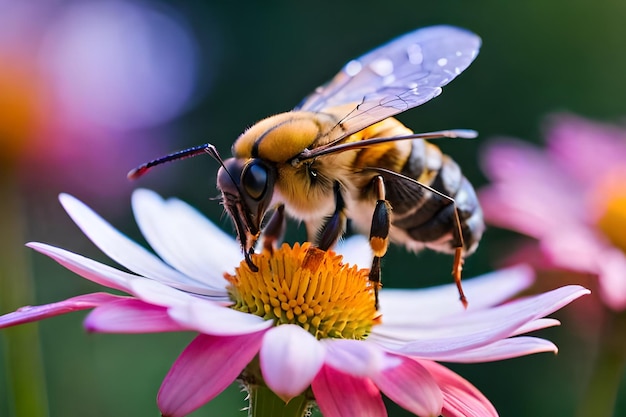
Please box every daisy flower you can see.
[479,113,626,311]
[0,189,588,417]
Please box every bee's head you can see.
[128,144,276,271]
[217,157,276,270]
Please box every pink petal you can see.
[131,189,241,288]
[480,139,579,209]
[539,228,609,273]
[59,193,198,286]
[372,356,443,417]
[546,114,626,185]
[158,332,264,417]
[323,339,400,377]
[596,248,626,311]
[430,336,557,363]
[168,300,274,336]
[84,298,186,333]
[260,325,324,401]
[27,242,134,293]
[419,360,497,417]
[537,230,626,310]
[378,265,533,325]
[479,139,583,235]
[312,365,386,417]
[0,293,122,329]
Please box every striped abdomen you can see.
[351,118,485,255]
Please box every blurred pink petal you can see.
[595,249,626,310]
[480,114,626,311]
[547,114,626,185]
[40,0,200,131]
[158,333,263,417]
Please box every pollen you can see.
[225,242,380,340]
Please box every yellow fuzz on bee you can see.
[594,169,626,253]
[225,242,380,340]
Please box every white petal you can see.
[513,318,560,335]
[334,236,372,269]
[131,189,242,288]
[378,265,534,325]
[429,336,558,363]
[322,339,400,377]
[168,300,273,336]
[27,242,134,293]
[372,285,589,357]
[128,278,197,307]
[59,193,198,286]
[260,325,324,401]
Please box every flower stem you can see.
[576,309,626,417]
[248,385,312,417]
[0,173,49,417]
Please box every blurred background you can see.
[1,0,626,416]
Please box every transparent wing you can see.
[296,25,481,138]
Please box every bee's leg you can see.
[316,182,347,251]
[369,176,391,310]
[450,206,468,308]
[262,205,286,252]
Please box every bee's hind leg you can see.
[450,207,468,308]
[369,176,391,310]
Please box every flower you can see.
[0,189,588,417]
[479,113,626,311]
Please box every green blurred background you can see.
[2,0,626,416]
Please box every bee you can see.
[129,25,485,308]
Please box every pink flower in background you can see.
[0,189,588,417]
[480,114,626,311]
[0,0,208,204]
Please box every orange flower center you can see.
[225,242,380,340]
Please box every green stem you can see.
[248,385,312,417]
[0,174,49,417]
[576,310,626,417]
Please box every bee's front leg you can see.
[369,176,391,310]
[316,182,347,251]
[262,205,286,252]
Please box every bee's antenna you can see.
[128,144,217,180]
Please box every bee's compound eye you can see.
[242,161,268,200]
